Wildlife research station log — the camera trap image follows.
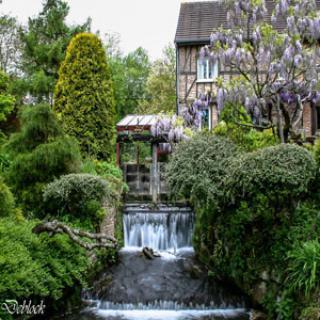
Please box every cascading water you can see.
[73,204,251,320]
[123,210,194,252]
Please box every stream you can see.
[67,204,251,320]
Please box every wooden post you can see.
[151,143,159,203]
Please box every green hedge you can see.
[167,135,319,319]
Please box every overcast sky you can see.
[0,0,182,60]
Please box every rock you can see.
[142,247,155,260]
[251,310,268,320]
[252,281,267,304]
[190,264,203,279]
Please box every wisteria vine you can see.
[203,0,320,141]
[150,93,211,148]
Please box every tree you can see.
[54,33,115,160]
[0,70,15,124]
[137,44,176,114]
[0,176,14,217]
[107,46,150,121]
[5,103,81,215]
[103,34,151,121]
[202,0,320,142]
[20,0,90,103]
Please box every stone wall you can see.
[100,201,118,237]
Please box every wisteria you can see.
[150,93,212,148]
[206,0,320,141]
[150,114,188,145]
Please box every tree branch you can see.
[32,221,118,251]
[234,121,274,130]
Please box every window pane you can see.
[197,59,204,79]
[197,58,218,80]
[203,60,208,79]
[208,60,212,79]
[211,61,218,78]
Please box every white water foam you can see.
[120,246,195,259]
[123,212,194,252]
[93,308,249,320]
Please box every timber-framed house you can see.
[174,0,320,139]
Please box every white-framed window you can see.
[197,57,218,81]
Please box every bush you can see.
[0,217,88,320]
[5,103,62,154]
[43,174,109,227]
[81,159,128,202]
[5,104,81,215]
[54,33,115,160]
[0,176,14,217]
[213,103,277,151]
[286,240,320,296]
[226,144,316,202]
[81,159,123,181]
[168,135,319,319]
[166,132,238,204]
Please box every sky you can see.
[0,0,182,60]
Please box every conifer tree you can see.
[20,0,90,103]
[54,33,115,160]
[5,103,81,215]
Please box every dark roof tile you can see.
[175,0,320,44]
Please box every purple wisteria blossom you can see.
[207,0,320,141]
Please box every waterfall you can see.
[72,203,251,320]
[123,211,194,252]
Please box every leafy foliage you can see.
[107,45,150,121]
[19,0,90,102]
[214,102,278,151]
[286,240,320,296]
[167,133,319,319]
[0,70,15,123]
[0,217,88,319]
[5,104,81,215]
[166,132,238,204]
[54,33,115,160]
[137,44,176,114]
[0,176,14,217]
[226,144,316,202]
[43,174,109,227]
[6,103,61,153]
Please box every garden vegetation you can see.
[166,131,320,320]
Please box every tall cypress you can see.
[54,33,115,161]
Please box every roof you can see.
[116,115,159,131]
[175,0,320,45]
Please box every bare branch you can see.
[32,221,118,251]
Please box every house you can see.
[174,0,320,138]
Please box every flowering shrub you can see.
[203,0,320,141]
